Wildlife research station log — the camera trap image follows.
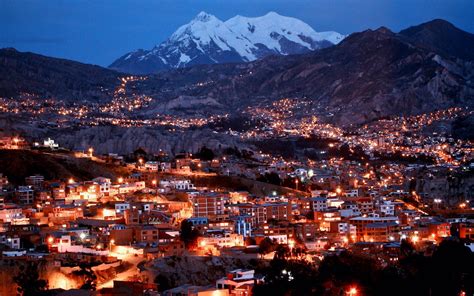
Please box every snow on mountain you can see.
[110,11,346,74]
[225,11,344,54]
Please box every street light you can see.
[348,287,358,296]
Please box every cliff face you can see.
[52,126,246,155]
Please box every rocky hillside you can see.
[137,20,474,125]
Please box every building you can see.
[350,216,399,240]
[379,201,395,216]
[362,222,400,242]
[93,177,112,195]
[311,197,328,212]
[216,269,263,296]
[16,186,34,204]
[192,193,227,220]
[144,161,159,171]
[43,138,59,149]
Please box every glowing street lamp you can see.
[117,177,123,184]
[88,147,94,157]
[288,239,295,249]
[347,287,358,296]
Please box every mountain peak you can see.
[193,11,215,22]
[263,11,283,18]
[399,18,474,60]
[374,26,393,34]
[423,18,456,28]
[110,12,345,74]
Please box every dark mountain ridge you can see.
[399,19,474,61]
[0,48,121,102]
[138,23,474,125]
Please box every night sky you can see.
[1,0,473,66]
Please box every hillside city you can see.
[0,128,472,295]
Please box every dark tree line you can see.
[254,238,474,296]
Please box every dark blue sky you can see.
[1,0,473,66]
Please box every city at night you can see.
[0,1,473,295]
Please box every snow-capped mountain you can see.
[110,11,345,74]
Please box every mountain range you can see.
[0,18,473,127]
[109,11,345,74]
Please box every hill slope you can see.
[139,22,474,125]
[0,48,121,102]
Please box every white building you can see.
[115,202,131,214]
[159,179,196,191]
[1,235,21,249]
[216,269,261,293]
[144,161,159,171]
[379,201,395,216]
[92,177,111,194]
[43,138,59,149]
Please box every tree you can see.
[256,172,281,186]
[180,220,200,249]
[72,263,97,290]
[428,239,474,296]
[400,238,415,258]
[195,146,215,161]
[13,262,48,296]
[274,244,290,259]
[253,257,319,296]
[154,274,172,292]
[258,237,276,256]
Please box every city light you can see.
[347,286,358,296]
